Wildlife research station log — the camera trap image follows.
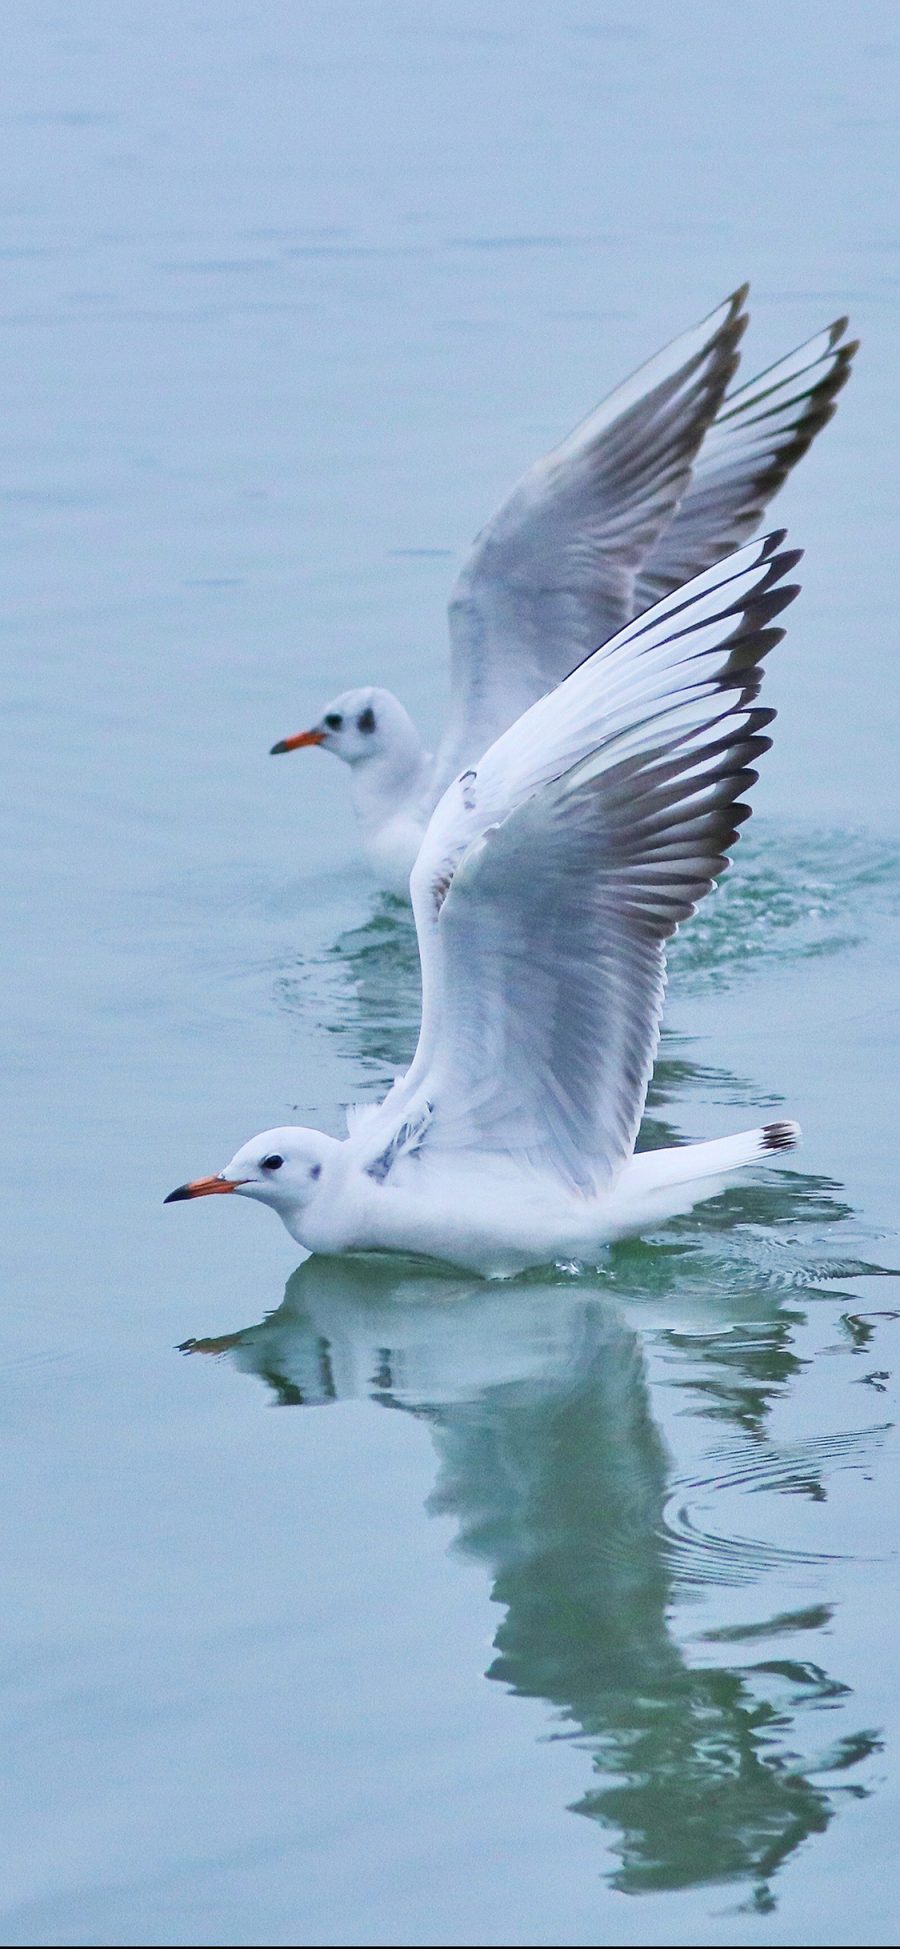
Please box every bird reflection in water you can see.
[241,866,895,1901]
[182,1196,884,1905]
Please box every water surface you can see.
[2,2,900,1943]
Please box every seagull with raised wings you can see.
[169,532,802,1275]
[270,289,853,895]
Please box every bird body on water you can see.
[169,532,803,1275]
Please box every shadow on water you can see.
[181,1182,891,1902]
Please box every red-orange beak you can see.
[164,1175,247,1204]
[270,729,325,755]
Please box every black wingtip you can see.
[759,539,805,584]
[762,1120,800,1153]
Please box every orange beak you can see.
[270,729,325,755]
[164,1175,247,1204]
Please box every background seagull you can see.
[271,292,854,895]
[170,531,802,1276]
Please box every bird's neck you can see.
[347,728,431,837]
[282,1141,382,1257]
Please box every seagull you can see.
[168,531,803,1276]
[270,291,854,896]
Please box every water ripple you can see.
[660,1425,893,1586]
[671,824,899,990]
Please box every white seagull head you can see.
[270,685,421,771]
[165,1125,339,1219]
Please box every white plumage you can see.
[169,533,802,1275]
[270,292,854,895]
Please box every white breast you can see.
[362,808,430,896]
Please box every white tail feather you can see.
[625,1120,800,1195]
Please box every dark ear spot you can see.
[357,706,376,733]
[310,1162,322,1180]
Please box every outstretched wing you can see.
[634,320,855,608]
[430,289,749,795]
[353,534,800,1197]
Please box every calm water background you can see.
[2,2,900,1943]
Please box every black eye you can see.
[310,1162,322,1181]
[261,1153,284,1171]
[324,712,343,731]
[357,707,376,733]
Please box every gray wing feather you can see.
[431,289,749,792]
[634,319,856,609]
[392,533,801,1196]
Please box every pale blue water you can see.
[2,3,900,1943]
